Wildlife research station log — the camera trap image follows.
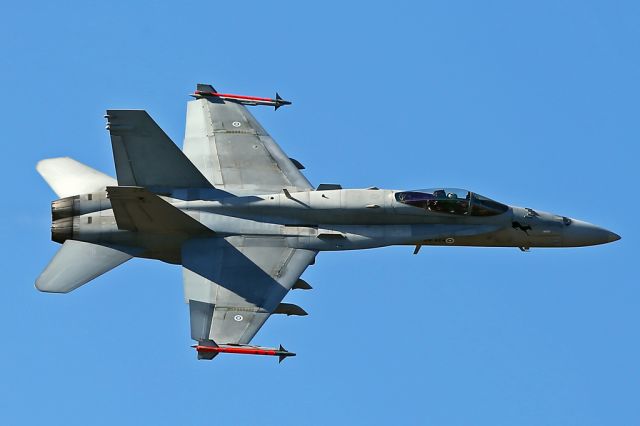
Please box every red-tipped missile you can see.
[191,84,291,110]
[194,344,296,362]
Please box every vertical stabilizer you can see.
[106,110,213,189]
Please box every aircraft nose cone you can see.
[607,231,621,242]
[562,219,621,247]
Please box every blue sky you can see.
[1,1,637,425]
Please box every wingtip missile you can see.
[191,85,291,110]
[194,343,296,362]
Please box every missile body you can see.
[192,90,291,110]
[194,344,296,362]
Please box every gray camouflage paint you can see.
[35,89,620,358]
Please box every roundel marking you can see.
[232,121,242,127]
[445,237,455,244]
[233,314,244,322]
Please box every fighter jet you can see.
[35,84,620,361]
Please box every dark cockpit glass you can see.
[395,188,508,216]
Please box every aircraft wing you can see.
[182,95,313,193]
[182,236,316,357]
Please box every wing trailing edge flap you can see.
[35,240,132,293]
[107,186,213,235]
[106,110,213,189]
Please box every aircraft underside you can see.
[34,84,620,361]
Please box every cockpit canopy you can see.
[395,188,509,216]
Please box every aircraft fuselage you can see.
[50,188,620,264]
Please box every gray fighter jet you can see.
[35,84,620,361]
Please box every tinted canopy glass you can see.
[395,188,508,216]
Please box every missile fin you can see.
[196,83,217,93]
[274,92,292,110]
[278,345,296,363]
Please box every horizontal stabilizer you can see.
[107,186,213,235]
[106,110,213,189]
[37,157,117,198]
[35,240,131,293]
[273,303,308,316]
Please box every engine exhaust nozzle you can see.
[51,196,79,221]
[51,217,76,244]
